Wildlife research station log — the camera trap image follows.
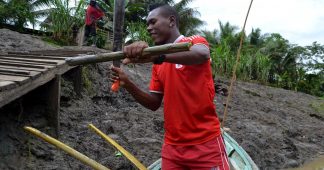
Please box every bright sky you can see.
[181,0,324,46]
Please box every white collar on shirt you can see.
[174,35,184,43]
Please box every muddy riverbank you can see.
[0,28,323,169]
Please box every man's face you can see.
[146,8,171,45]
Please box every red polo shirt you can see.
[149,35,221,145]
[85,5,104,26]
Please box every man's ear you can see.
[169,15,176,27]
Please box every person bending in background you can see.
[84,0,104,47]
[111,4,230,170]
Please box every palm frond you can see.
[31,0,52,9]
[173,0,192,10]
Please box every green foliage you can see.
[0,0,322,97]
[81,66,95,95]
[210,21,323,97]
[85,31,107,48]
[96,32,107,48]
[201,29,219,50]
[248,28,264,47]
[40,0,86,44]
[254,52,271,83]
[310,99,324,116]
[297,73,323,97]
[211,40,233,77]
[211,41,271,84]
[124,0,204,36]
[0,0,52,29]
[127,22,153,45]
[304,42,324,73]
[41,36,66,46]
[0,0,33,30]
[173,0,205,36]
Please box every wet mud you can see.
[0,29,323,169]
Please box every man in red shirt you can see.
[111,4,229,170]
[84,0,104,46]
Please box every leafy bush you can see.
[209,21,323,97]
[126,22,153,45]
[41,0,86,45]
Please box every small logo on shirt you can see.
[175,64,183,69]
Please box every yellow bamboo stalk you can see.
[24,126,110,170]
[88,124,147,170]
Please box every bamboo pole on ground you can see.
[88,124,147,170]
[65,42,191,66]
[24,126,110,170]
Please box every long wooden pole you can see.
[65,42,191,66]
[24,126,110,170]
[221,0,254,128]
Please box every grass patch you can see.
[81,66,95,95]
[244,89,261,97]
[310,99,324,116]
[41,36,72,46]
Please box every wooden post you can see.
[112,0,126,67]
[71,66,82,96]
[47,74,61,138]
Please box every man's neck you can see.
[166,30,181,44]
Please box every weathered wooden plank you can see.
[0,65,47,72]
[0,81,17,92]
[0,56,63,64]
[8,52,92,57]
[30,50,94,54]
[48,54,88,57]
[0,54,67,60]
[0,75,30,84]
[7,50,96,56]
[0,69,30,75]
[0,58,58,66]
[0,69,41,79]
[0,63,74,108]
[0,61,54,69]
[0,72,38,79]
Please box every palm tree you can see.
[126,0,204,36]
[201,29,219,49]
[0,0,33,29]
[248,28,264,47]
[40,0,86,42]
[0,0,52,29]
[0,0,7,24]
[218,20,237,41]
[173,0,205,35]
[218,20,241,53]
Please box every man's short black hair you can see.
[149,4,180,28]
[90,0,96,7]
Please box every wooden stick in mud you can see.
[65,42,191,66]
[24,126,110,170]
[88,124,148,170]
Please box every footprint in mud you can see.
[153,119,164,133]
[282,137,299,159]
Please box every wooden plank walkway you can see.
[0,49,94,108]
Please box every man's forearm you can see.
[164,45,210,65]
[123,81,162,111]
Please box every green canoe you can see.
[147,131,259,170]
